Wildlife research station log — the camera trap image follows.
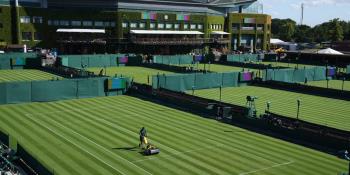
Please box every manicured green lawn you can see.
[190,86,350,131]
[307,80,350,91]
[88,66,174,84]
[0,69,62,83]
[0,95,347,175]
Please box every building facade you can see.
[0,0,271,54]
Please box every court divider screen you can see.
[263,66,327,83]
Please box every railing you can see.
[57,38,106,44]
[214,38,230,44]
[241,27,255,31]
[130,38,214,45]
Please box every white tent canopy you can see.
[211,31,230,35]
[56,29,106,33]
[316,48,344,55]
[270,38,285,44]
[130,30,203,35]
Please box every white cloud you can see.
[302,0,350,6]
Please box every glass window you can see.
[110,21,116,27]
[130,23,137,28]
[94,21,104,27]
[34,32,41,41]
[47,20,52,25]
[71,20,81,26]
[190,24,196,29]
[83,21,93,27]
[122,22,128,28]
[20,16,30,23]
[60,20,69,26]
[165,23,172,29]
[164,15,168,20]
[33,16,43,24]
[198,24,203,30]
[104,21,110,27]
[139,23,146,29]
[174,24,179,29]
[21,32,32,41]
[53,20,59,26]
[150,23,156,29]
[158,23,164,29]
[184,24,189,29]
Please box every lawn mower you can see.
[142,137,160,156]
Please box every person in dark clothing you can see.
[139,127,147,148]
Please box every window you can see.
[150,23,156,29]
[104,21,110,27]
[139,22,146,29]
[174,24,179,30]
[21,32,32,41]
[94,21,104,27]
[198,24,203,30]
[184,24,189,29]
[83,21,93,27]
[47,20,52,25]
[53,20,59,26]
[190,24,196,29]
[71,20,81,26]
[33,16,43,24]
[158,23,164,29]
[60,20,69,26]
[165,23,172,29]
[164,15,168,20]
[130,22,137,28]
[34,32,41,41]
[122,22,128,28]
[110,21,116,27]
[20,16,30,24]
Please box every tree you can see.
[329,19,344,42]
[271,18,296,41]
[294,25,313,43]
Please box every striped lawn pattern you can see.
[0,95,347,175]
[0,69,62,83]
[88,67,174,84]
[190,86,350,131]
[307,80,350,91]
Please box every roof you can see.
[56,29,106,33]
[270,38,285,44]
[130,30,204,35]
[211,31,230,35]
[316,48,344,55]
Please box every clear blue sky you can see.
[260,0,350,26]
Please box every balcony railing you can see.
[213,38,230,44]
[57,38,106,44]
[130,38,213,45]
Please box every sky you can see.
[259,0,350,26]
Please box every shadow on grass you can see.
[112,146,139,151]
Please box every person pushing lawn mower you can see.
[138,127,160,155]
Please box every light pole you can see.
[266,101,271,113]
[297,99,301,120]
[219,85,222,103]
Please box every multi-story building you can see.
[0,0,271,54]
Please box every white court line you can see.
[239,161,294,175]
[133,143,224,163]
[26,113,153,175]
[25,114,127,175]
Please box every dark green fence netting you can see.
[31,80,78,102]
[347,65,350,74]
[152,72,240,92]
[0,53,38,69]
[77,78,105,98]
[264,66,327,83]
[153,55,193,65]
[227,54,261,63]
[6,82,32,104]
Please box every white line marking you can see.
[133,143,224,163]
[27,114,153,175]
[239,161,294,175]
[25,114,127,175]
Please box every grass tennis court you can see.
[190,86,350,131]
[0,95,347,175]
[88,66,174,84]
[307,80,350,91]
[0,69,62,83]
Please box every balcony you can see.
[130,38,213,45]
[213,38,230,44]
